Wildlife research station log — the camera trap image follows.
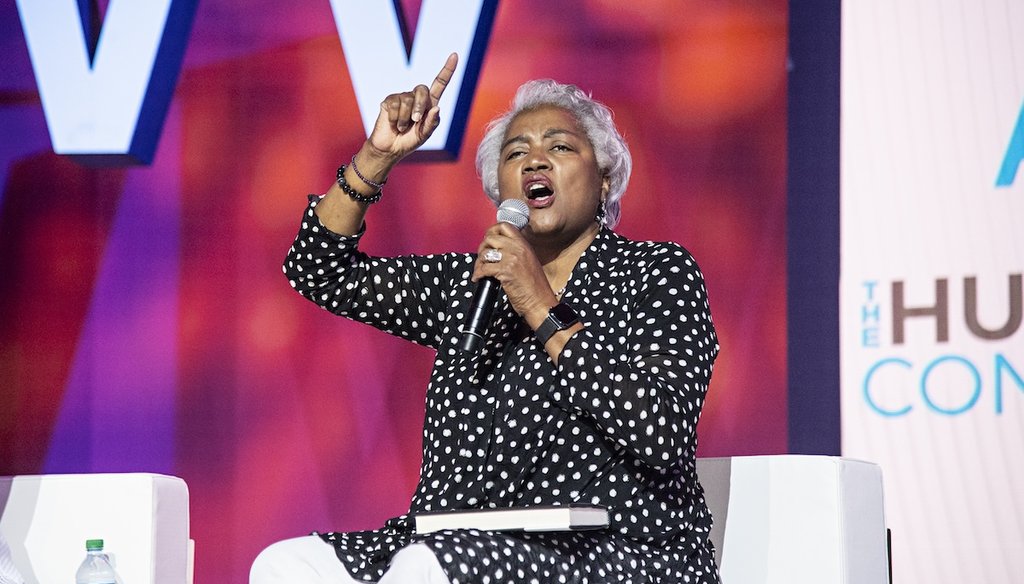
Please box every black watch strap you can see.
[535,302,580,346]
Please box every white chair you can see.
[0,473,192,584]
[696,455,889,584]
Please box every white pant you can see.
[250,535,451,584]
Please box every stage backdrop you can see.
[842,0,1024,582]
[1,1,787,582]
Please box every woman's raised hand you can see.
[317,53,458,236]
[367,53,459,161]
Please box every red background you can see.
[0,1,787,581]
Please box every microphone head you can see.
[496,199,530,230]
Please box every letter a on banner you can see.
[16,0,197,165]
[996,101,1024,187]
[328,0,499,160]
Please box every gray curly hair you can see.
[475,80,632,228]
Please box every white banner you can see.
[841,1,1024,582]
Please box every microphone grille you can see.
[496,199,530,230]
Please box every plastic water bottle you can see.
[74,540,118,584]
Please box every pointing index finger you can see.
[429,53,459,104]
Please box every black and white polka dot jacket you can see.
[284,197,721,582]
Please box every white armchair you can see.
[0,473,192,584]
[1,459,886,583]
[696,455,890,584]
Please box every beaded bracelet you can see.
[350,156,387,190]
[336,164,383,204]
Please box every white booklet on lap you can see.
[413,505,610,534]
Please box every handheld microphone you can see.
[459,199,530,353]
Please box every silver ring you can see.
[483,248,502,263]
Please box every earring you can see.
[596,201,607,226]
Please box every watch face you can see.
[550,303,579,327]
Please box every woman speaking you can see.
[253,53,721,584]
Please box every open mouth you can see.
[527,183,554,199]
[523,175,555,208]
[526,184,554,208]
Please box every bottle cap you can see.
[85,539,104,551]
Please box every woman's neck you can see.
[533,222,601,293]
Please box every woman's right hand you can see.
[365,53,459,162]
[316,53,458,236]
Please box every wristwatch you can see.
[535,302,580,346]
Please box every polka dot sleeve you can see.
[551,243,719,471]
[282,197,468,349]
